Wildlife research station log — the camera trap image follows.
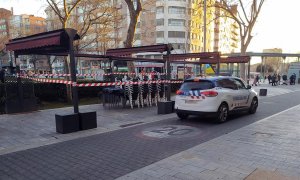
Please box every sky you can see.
[1,0,300,54]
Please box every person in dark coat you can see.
[0,68,5,83]
[268,74,272,84]
[282,74,288,85]
[271,74,276,86]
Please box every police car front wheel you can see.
[249,97,258,114]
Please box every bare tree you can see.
[46,56,58,73]
[0,34,8,58]
[28,55,39,73]
[214,0,265,79]
[123,0,142,48]
[46,0,82,28]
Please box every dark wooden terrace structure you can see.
[6,28,81,114]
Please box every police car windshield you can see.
[180,81,214,91]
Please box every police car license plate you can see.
[185,100,198,104]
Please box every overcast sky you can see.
[1,0,300,54]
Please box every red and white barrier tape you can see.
[22,76,183,87]
[76,80,183,87]
[27,72,195,77]
[26,77,72,84]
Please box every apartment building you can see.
[8,13,49,72]
[213,2,239,53]
[9,14,46,38]
[0,8,13,67]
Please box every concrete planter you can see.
[79,111,97,130]
[157,101,175,114]
[55,113,80,134]
[259,89,267,96]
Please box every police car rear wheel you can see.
[249,97,258,114]
[177,113,189,120]
[216,103,228,123]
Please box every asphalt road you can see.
[1,90,300,180]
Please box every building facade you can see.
[213,3,239,53]
[9,14,47,39]
[8,13,48,72]
[0,8,13,67]
[263,48,284,73]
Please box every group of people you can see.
[267,74,282,86]
[266,73,296,86]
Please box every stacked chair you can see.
[104,74,166,109]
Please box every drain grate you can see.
[252,132,273,138]
[120,122,143,128]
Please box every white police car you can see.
[174,76,258,122]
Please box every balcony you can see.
[231,43,238,48]
[231,35,238,41]
[231,30,238,36]
[231,23,239,29]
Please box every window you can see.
[157,31,164,38]
[168,7,185,14]
[173,43,185,50]
[168,19,185,26]
[156,19,164,26]
[180,81,214,91]
[234,79,246,89]
[216,79,237,90]
[156,6,164,14]
[168,31,185,38]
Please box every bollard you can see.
[259,89,267,96]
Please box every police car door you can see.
[216,78,240,109]
[233,78,250,107]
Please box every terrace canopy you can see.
[164,52,251,83]
[6,28,81,114]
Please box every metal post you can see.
[66,29,79,114]
[202,0,207,74]
[260,56,263,75]
[247,59,251,85]
[166,45,172,101]
[262,56,266,81]
[217,57,220,75]
[203,0,207,52]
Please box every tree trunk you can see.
[239,45,247,80]
[46,56,53,73]
[64,56,72,103]
[123,0,142,75]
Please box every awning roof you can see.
[164,52,220,60]
[106,44,173,56]
[170,56,250,64]
[6,28,80,56]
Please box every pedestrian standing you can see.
[272,74,276,86]
[256,74,260,85]
[268,74,272,84]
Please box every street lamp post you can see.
[203,0,207,74]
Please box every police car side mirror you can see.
[246,85,252,89]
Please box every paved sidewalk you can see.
[117,104,300,180]
[0,104,176,155]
